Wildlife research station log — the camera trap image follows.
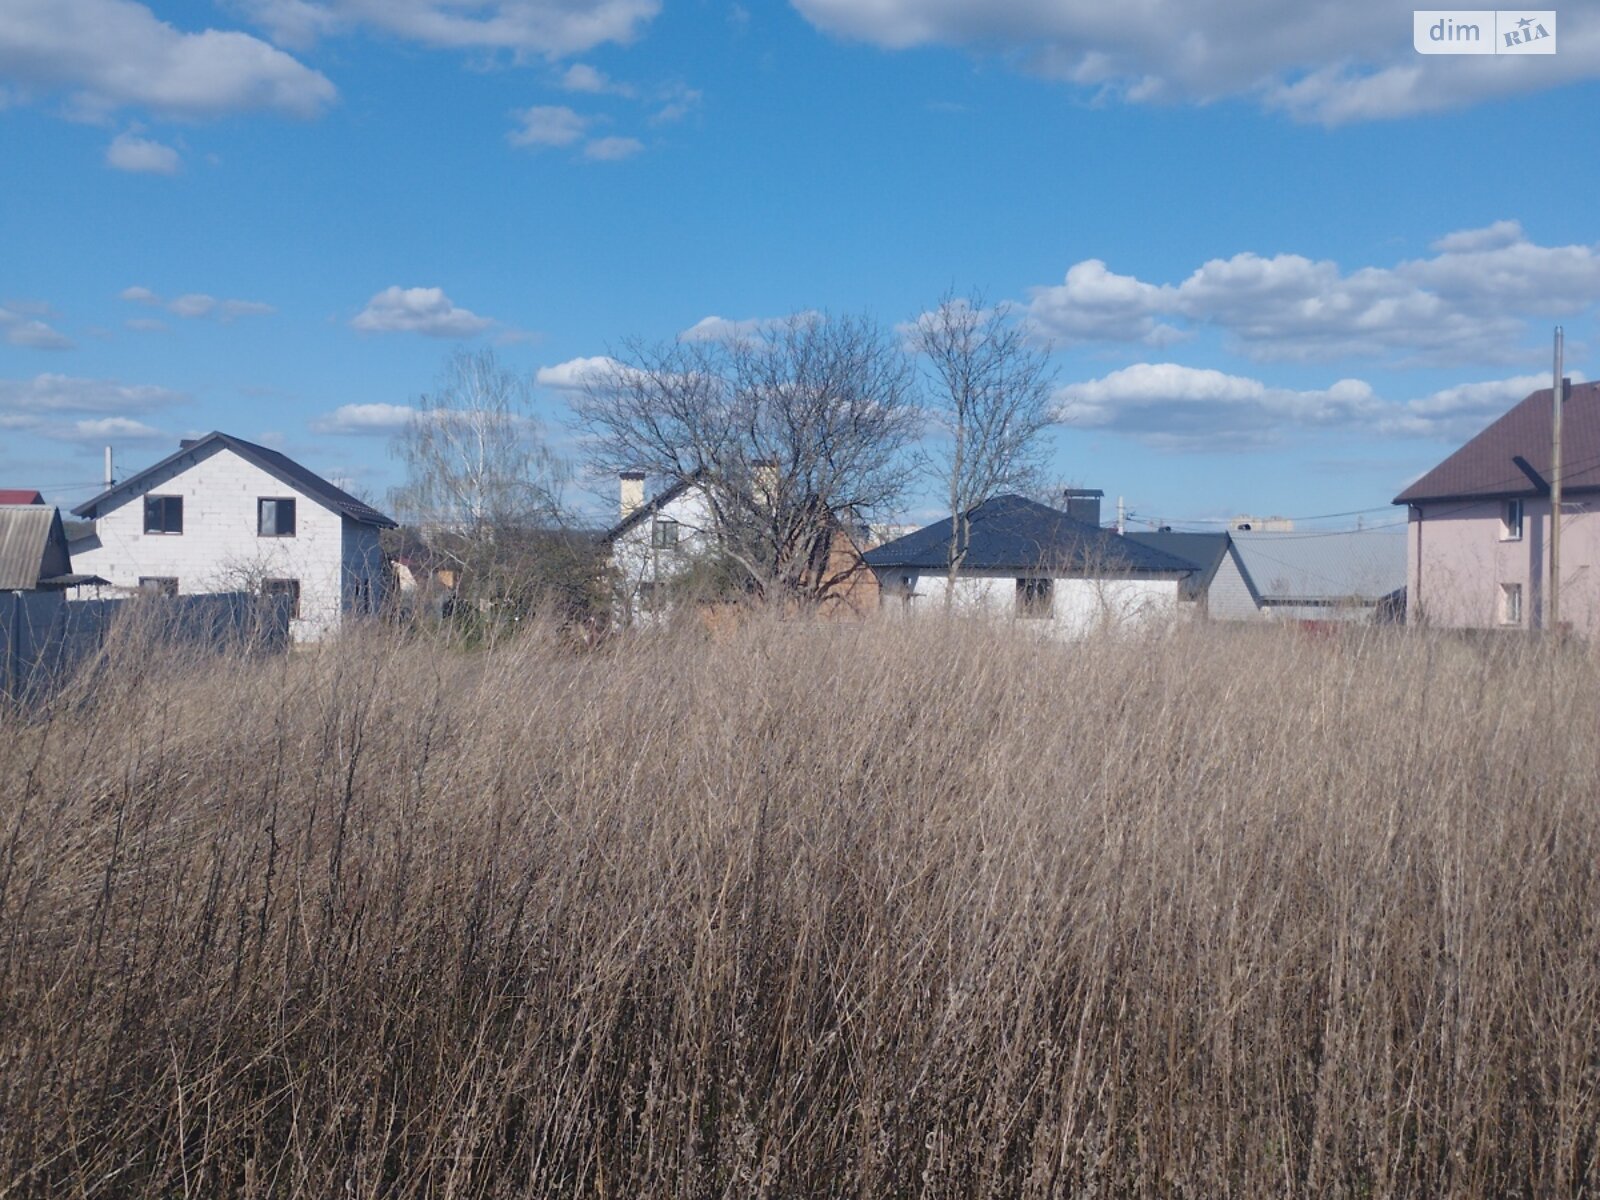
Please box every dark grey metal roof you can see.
[0,505,74,590]
[863,494,1195,575]
[72,432,397,528]
[1396,381,1600,504]
[1125,531,1233,600]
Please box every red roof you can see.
[0,489,44,505]
[1395,381,1600,505]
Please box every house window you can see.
[1501,499,1523,541]
[1017,577,1054,619]
[143,495,183,534]
[1500,583,1522,626]
[258,497,297,537]
[262,578,302,620]
[651,518,680,549]
[138,576,178,597]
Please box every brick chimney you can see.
[619,470,646,522]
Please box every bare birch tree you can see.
[390,348,572,611]
[573,312,918,603]
[910,289,1057,599]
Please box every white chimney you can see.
[619,470,646,521]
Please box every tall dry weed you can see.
[0,615,1596,1197]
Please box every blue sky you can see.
[3,0,1597,532]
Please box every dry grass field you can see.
[1,614,1597,1197]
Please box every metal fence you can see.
[0,591,291,704]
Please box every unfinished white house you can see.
[71,432,396,642]
[599,470,716,621]
[863,493,1194,636]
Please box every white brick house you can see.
[71,432,396,642]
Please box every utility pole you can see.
[1116,496,1125,535]
[1550,327,1564,632]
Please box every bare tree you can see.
[574,312,918,604]
[910,289,1057,599]
[390,348,572,613]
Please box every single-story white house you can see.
[70,432,396,641]
[862,492,1195,636]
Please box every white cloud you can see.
[507,104,589,147]
[310,402,419,434]
[63,415,166,442]
[105,130,180,173]
[1054,362,1585,450]
[351,286,495,337]
[789,0,1600,123]
[1380,372,1587,441]
[0,305,73,350]
[124,317,168,333]
[117,286,276,321]
[235,0,658,54]
[559,62,634,95]
[535,355,623,391]
[582,134,642,160]
[679,312,814,342]
[1027,222,1600,365]
[0,0,337,119]
[1054,362,1381,449]
[168,293,218,318]
[648,82,701,124]
[0,374,187,437]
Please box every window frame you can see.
[1500,498,1524,542]
[261,577,302,620]
[143,495,183,535]
[650,518,681,549]
[257,496,297,538]
[1500,582,1523,626]
[1016,576,1055,620]
[138,576,178,597]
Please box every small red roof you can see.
[0,489,45,505]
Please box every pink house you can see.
[1396,380,1600,633]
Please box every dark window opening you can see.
[1017,577,1054,619]
[258,497,297,537]
[651,518,680,549]
[143,495,183,534]
[262,578,302,620]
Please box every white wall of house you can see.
[609,486,716,621]
[876,569,1183,637]
[1408,497,1600,634]
[71,445,385,641]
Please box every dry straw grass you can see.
[1,613,1597,1197]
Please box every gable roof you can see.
[1229,529,1406,605]
[863,494,1195,575]
[1396,381,1600,504]
[0,490,44,505]
[0,505,102,590]
[599,474,698,543]
[1125,531,1233,599]
[72,432,396,528]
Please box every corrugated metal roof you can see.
[1395,381,1600,504]
[73,432,396,528]
[0,505,70,590]
[1229,529,1406,604]
[864,494,1195,575]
